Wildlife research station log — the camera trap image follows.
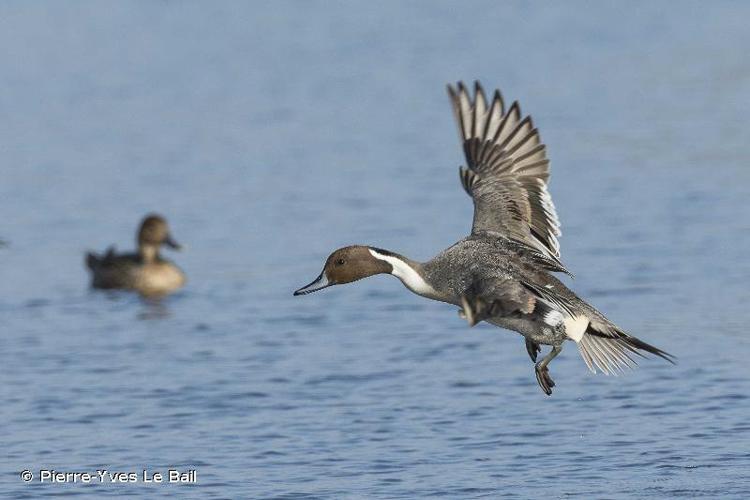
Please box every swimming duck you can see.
[86,214,186,296]
[295,81,673,395]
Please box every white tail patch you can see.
[564,315,589,342]
[544,310,588,342]
[368,249,436,297]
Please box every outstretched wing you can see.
[447,81,561,259]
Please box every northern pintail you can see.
[86,214,186,296]
[295,81,673,395]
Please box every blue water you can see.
[2,1,749,498]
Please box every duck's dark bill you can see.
[294,273,330,295]
[165,234,182,250]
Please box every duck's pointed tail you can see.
[86,246,117,270]
[85,252,100,270]
[577,324,675,375]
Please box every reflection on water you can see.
[137,298,173,321]
[1,2,750,498]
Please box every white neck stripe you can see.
[368,249,436,296]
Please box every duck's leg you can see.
[459,294,482,326]
[535,345,563,396]
[525,338,541,362]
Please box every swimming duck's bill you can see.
[294,272,331,295]
[164,234,182,251]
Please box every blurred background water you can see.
[1,1,749,498]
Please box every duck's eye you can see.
[336,258,345,266]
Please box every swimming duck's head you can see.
[138,214,181,251]
[294,245,393,296]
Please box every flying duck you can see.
[295,82,673,395]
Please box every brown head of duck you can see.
[137,214,181,262]
[293,245,395,295]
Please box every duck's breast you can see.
[135,262,186,295]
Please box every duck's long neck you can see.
[367,247,437,298]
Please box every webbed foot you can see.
[534,363,556,396]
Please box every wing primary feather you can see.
[457,82,473,143]
[448,82,562,259]
[505,126,540,158]
[491,101,521,145]
[446,84,461,140]
[484,90,505,142]
[497,116,534,153]
[473,81,487,140]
